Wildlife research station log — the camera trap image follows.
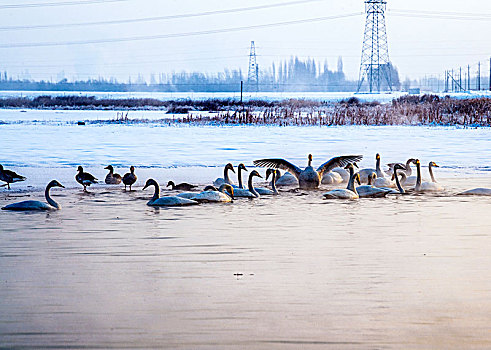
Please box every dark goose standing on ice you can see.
[123,166,137,190]
[76,166,98,191]
[2,180,64,211]
[104,165,122,184]
[0,164,26,189]
[253,154,363,190]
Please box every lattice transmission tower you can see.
[357,0,392,93]
[247,41,259,92]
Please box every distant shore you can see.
[0,94,490,126]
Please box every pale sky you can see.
[1,0,491,82]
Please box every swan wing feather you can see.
[317,155,363,177]
[253,159,302,179]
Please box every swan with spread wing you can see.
[253,154,363,189]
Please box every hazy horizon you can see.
[1,0,490,83]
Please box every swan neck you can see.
[248,175,259,197]
[394,170,405,194]
[238,168,243,189]
[346,170,357,194]
[151,182,160,201]
[45,183,60,209]
[224,167,231,183]
[415,163,422,191]
[429,164,436,183]
[376,157,383,177]
[271,172,278,195]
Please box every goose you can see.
[122,166,137,191]
[0,164,26,189]
[167,181,198,191]
[104,165,122,184]
[323,165,361,200]
[275,171,298,187]
[143,179,198,206]
[420,162,444,192]
[356,173,392,198]
[2,180,64,211]
[253,154,363,190]
[191,184,234,203]
[76,166,97,191]
[386,158,415,177]
[266,168,280,195]
[233,170,262,198]
[213,163,235,187]
[236,163,248,189]
[359,153,385,183]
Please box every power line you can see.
[0,12,362,49]
[389,10,491,21]
[0,0,327,31]
[390,9,491,18]
[0,0,129,10]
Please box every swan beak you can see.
[434,163,440,167]
[104,166,109,169]
[59,184,65,188]
[142,184,148,191]
[257,174,263,178]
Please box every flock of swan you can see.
[1,153,490,211]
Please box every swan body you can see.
[254,154,363,190]
[167,181,197,191]
[191,184,234,203]
[123,166,137,190]
[76,166,98,191]
[104,165,122,184]
[356,173,391,198]
[275,172,298,187]
[421,161,444,192]
[232,170,262,198]
[374,176,394,188]
[458,188,491,196]
[143,179,198,206]
[2,180,64,211]
[359,153,386,183]
[0,164,26,189]
[332,167,350,182]
[213,163,235,187]
[323,165,360,200]
[321,171,343,185]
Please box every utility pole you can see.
[467,65,470,91]
[459,67,462,92]
[357,0,392,93]
[489,57,491,91]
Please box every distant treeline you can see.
[0,56,401,93]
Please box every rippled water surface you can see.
[0,110,490,349]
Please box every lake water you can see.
[0,110,490,349]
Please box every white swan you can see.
[323,165,360,200]
[236,163,247,189]
[321,171,344,185]
[143,179,199,206]
[275,171,298,187]
[2,180,64,211]
[359,153,386,183]
[356,173,392,198]
[420,162,444,192]
[213,163,235,187]
[233,170,262,198]
[254,154,362,189]
[191,184,235,203]
[332,167,350,183]
[458,188,491,196]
